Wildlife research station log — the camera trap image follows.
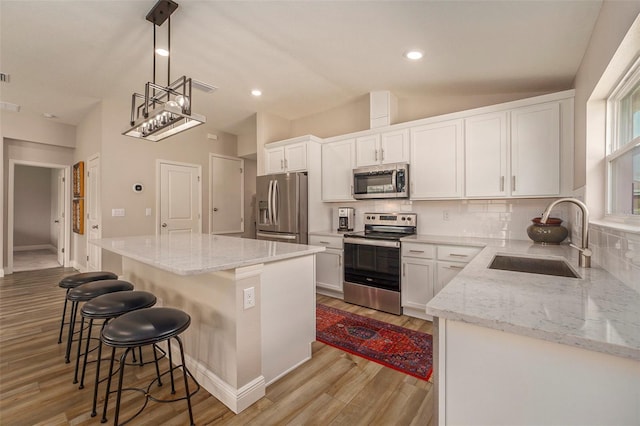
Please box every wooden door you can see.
[86,155,101,271]
[210,154,244,234]
[159,161,201,235]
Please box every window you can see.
[607,59,640,217]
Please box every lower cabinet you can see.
[402,242,481,320]
[309,235,344,298]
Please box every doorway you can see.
[7,160,71,274]
[157,160,202,235]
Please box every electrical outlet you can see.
[243,287,255,310]
[443,210,450,221]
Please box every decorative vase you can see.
[526,217,568,245]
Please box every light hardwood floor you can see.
[0,268,434,425]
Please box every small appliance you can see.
[352,162,409,199]
[337,207,355,232]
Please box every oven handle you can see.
[344,237,400,248]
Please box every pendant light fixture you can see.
[123,0,206,142]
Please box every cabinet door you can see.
[316,250,343,293]
[265,147,285,174]
[284,142,308,172]
[410,120,464,199]
[322,138,356,201]
[435,261,465,295]
[380,129,409,164]
[402,257,435,311]
[355,134,381,166]
[510,102,560,196]
[465,111,508,197]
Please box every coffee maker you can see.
[337,207,355,232]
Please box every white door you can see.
[159,161,201,235]
[86,155,102,271]
[210,154,244,234]
[56,169,65,265]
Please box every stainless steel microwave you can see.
[352,163,409,199]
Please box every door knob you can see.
[213,207,218,212]
[54,220,60,223]
[91,225,99,229]
[161,223,168,228]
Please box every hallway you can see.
[12,248,61,272]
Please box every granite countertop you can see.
[91,234,325,276]
[309,230,349,237]
[422,237,640,361]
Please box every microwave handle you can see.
[392,169,397,191]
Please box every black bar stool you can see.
[101,307,196,425]
[65,280,134,364]
[77,291,157,418]
[58,271,118,344]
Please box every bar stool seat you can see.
[64,280,134,364]
[100,307,196,425]
[78,291,157,417]
[58,271,118,344]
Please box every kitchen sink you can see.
[488,254,580,278]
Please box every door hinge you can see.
[87,171,90,177]
[241,217,244,223]
[240,168,243,173]
[197,176,201,182]
[62,177,65,183]
[61,248,65,253]
[87,255,89,261]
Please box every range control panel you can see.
[363,212,417,227]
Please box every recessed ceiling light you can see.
[404,50,424,61]
[251,89,262,97]
[155,48,169,57]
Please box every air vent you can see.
[192,79,217,93]
[0,73,9,83]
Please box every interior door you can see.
[86,155,102,271]
[159,161,201,235]
[210,154,244,234]
[56,169,65,265]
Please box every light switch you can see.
[112,208,125,217]
[146,208,152,216]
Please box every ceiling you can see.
[0,0,603,136]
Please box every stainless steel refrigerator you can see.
[256,172,308,244]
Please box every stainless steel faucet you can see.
[541,198,591,268]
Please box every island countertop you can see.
[91,234,325,276]
[422,237,640,361]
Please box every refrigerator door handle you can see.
[273,179,279,225]
[267,179,273,225]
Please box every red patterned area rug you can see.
[316,304,433,381]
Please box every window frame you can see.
[605,56,640,224]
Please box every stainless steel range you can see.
[343,213,417,315]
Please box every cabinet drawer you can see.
[402,242,435,259]
[309,235,343,249]
[437,245,482,263]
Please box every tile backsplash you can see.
[329,198,568,241]
[589,223,640,292]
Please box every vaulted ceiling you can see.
[1,0,602,135]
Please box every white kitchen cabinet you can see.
[465,101,561,198]
[355,129,409,167]
[402,242,436,320]
[409,119,464,199]
[309,235,344,297]
[264,141,307,174]
[322,138,356,201]
[465,112,508,197]
[510,102,560,196]
[435,245,482,295]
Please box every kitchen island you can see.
[425,239,640,425]
[91,233,325,413]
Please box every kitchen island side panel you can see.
[440,319,640,425]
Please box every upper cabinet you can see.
[355,129,409,167]
[464,101,561,198]
[410,120,464,199]
[322,138,356,201]
[265,141,307,174]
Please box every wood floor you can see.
[0,268,434,425]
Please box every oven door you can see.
[343,238,400,292]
